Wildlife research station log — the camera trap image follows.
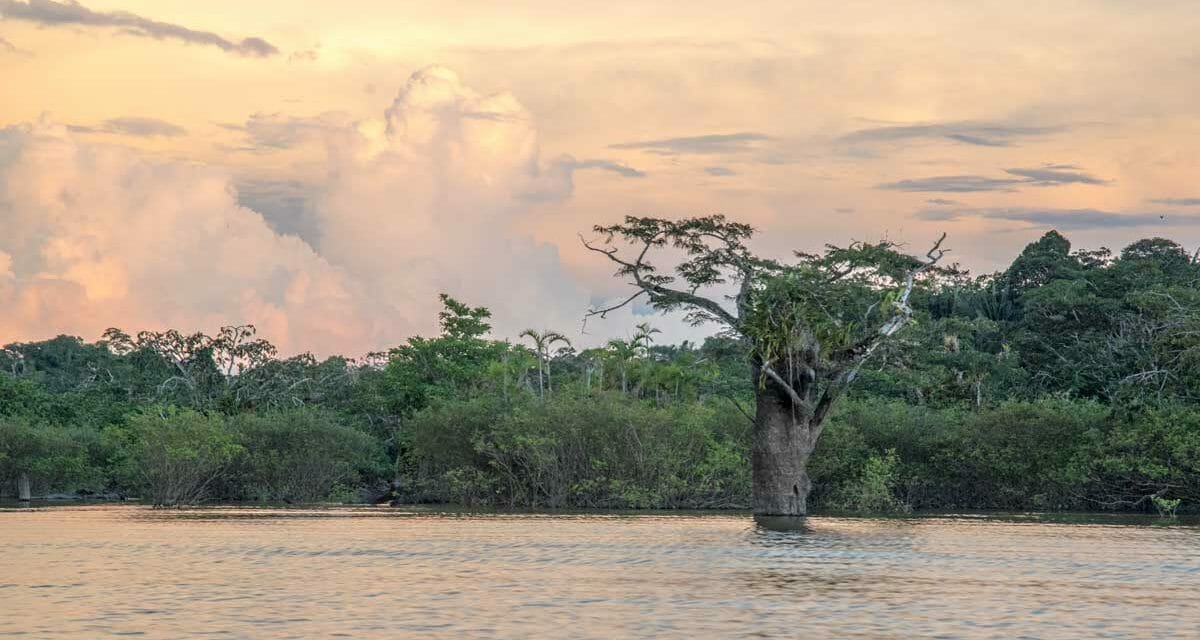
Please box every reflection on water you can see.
[2,506,1198,638]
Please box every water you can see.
[2,506,1198,638]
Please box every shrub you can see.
[119,407,241,506]
[229,409,381,503]
[0,418,102,497]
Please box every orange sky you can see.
[1,0,1198,354]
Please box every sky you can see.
[1,0,1199,355]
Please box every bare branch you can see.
[580,234,741,329]
[585,290,647,319]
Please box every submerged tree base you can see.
[753,514,812,532]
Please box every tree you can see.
[101,325,277,409]
[119,407,242,506]
[605,339,639,394]
[382,294,505,416]
[632,322,661,355]
[584,215,947,516]
[519,329,571,400]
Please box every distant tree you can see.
[520,329,571,400]
[605,339,639,394]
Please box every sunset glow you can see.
[2,0,1198,353]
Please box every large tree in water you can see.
[584,216,947,516]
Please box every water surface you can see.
[2,505,1198,638]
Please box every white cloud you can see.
[0,68,651,354]
[0,120,367,354]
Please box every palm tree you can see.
[520,329,571,400]
[605,339,638,394]
[632,322,661,357]
[580,347,607,392]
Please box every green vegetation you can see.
[1,228,1198,514]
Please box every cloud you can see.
[840,121,1063,148]
[0,121,367,354]
[880,164,1109,192]
[0,66,623,355]
[609,132,770,155]
[229,112,352,149]
[877,175,1025,192]
[1004,164,1109,186]
[926,198,958,205]
[704,166,736,176]
[520,156,645,202]
[68,116,186,137]
[570,158,646,178]
[0,0,278,57]
[234,179,323,245]
[1150,197,1200,206]
[917,206,1199,230]
[288,48,319,63]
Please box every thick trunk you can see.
[17,472,31,501]
[751,388,816,516]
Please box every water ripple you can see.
[2,505,1198,638]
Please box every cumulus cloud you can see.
[0,0,278,57]
[67,116,186,137]
[610,132,770,155]
[312,67,596,340]
[916,206,1199,230]
[0,66,634,354]
[0,121,368,354]
[840,121,1063,148]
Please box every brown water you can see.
[2,506,1198,638]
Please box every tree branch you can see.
[580,234,741,329]
[813,233,949,423]
[760,363,809,410]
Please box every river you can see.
[2,505,1198,638]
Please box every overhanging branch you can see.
[580,234,741,329]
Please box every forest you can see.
[1,228,1198,515]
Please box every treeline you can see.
[1,232,1198,513]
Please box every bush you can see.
[811,398,1110,512]
[118,407,241,506]
[403,392,750,508]
[229,409,382,503]
[1089,404,1200,510]
[0,418,102,497]
[829,448,910,513]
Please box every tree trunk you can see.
[17,473,31,501]
[751,388,816,516]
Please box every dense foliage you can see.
[2,231,1198,513]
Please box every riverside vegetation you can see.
[2,224,1199,514]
